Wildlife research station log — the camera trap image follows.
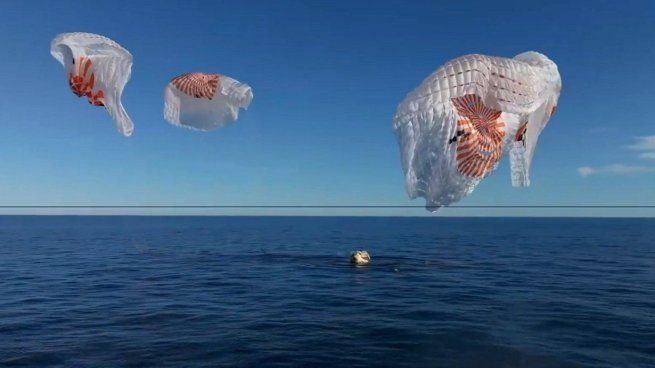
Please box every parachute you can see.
[50,33,134,136]
[163,73,253,131]
[392,52,561,210]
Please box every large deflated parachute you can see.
[393,52,561,210]
[164,73,253,131]
[50,33,134,136]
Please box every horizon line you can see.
[0,205,652,209]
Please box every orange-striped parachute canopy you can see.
[393,52,561,211]
[50,33,134,136]
[164,72,253,131]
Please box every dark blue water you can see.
[0,216,654,367]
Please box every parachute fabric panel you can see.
[164,73,253,131]
[393,52,561,210]
[50,32,134,136]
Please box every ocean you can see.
[0,216,653,367]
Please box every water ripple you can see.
[0,216,653,367]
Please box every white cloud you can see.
[625,135,655,161]
[578,164,655,177]
[581,136,655,176]
[577,167,596,177]
[627,135,655,151]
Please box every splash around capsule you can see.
[350,250,371,266]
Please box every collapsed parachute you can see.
[393,52,561,210]
[163,73,253,131]
[50,33,134,136]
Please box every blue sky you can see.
[0,0,653,216]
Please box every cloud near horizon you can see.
[579,135,655,177]
[578,164,655,177]
[627,135,655,160]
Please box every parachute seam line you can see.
[395,56,552,122]
[490,72,523,86]
[442,68,488,80]
[490,84,529,97]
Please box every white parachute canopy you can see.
[50,32,134,137]
[163,73,253,131]
[392,52,561,211]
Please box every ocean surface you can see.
[0,216,654,367]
